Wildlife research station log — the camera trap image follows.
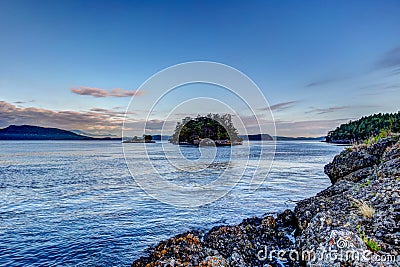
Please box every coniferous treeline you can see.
[326,111,400,143]
[169,114,242,144]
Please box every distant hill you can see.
[326,112,400,144]
[239,134,273,141]
[152,135,172,141]
[274,136,325,141]
[238,134,323,141]
[0,125,120,140]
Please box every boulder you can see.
[324,150,378,184]
[382,140,400,162]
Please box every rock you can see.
[261,216,276,228]
[382,140,400,162]
[131,231,215,267]
[276,209,297,227]
[341,166,375,182]
[366,137,398,159]
[132,213,299,266]
[324,150,378,184]
[201,255,229,267]
[377,158,400,179]
[324,138,399,184]
[296,139,400,267]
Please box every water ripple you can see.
[0,140,344,267]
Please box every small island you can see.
[123,135,155,143]
[169,114,243,146]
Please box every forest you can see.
[326,112,400,143]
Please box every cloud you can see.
[389,68,400,76]
[0,100,171,137]
[375,45,400,70]
[70,129,117,137]
[357,82,400,96]
[307,106,350,115]
[306,104,380,115]
[90,107,135,116]
[13,100,35,105]
[90,108,109,113]
[306,73,356,87]
[306,45,400,89]
[0,100,124,134]
[71,86,144,97]
[144,119,165,131]
[258,101,299,112]
[268,101,299,112]
[306,78,337,87]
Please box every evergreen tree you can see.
[326,111,400,143]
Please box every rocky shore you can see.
[132,137,400,267]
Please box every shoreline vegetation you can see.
[326,112,400,144]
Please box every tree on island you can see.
[144,135,152,142]
[169,113,242,145]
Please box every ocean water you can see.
[0,141,344,267]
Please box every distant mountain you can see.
[239,134,273,141]
[0,125,120,140]
[274,136,325,141]
[0,125,91,140]
[151,135,172,141]
[239,134,324,141]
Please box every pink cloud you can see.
[70,86,144,97]
[0,100,124,133]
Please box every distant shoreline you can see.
[0,125,326,142]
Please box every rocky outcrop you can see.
[324,137,398,185]
[296,137,400,266]
[324,150,378,184]
[132,214,299,267]
[132,137,400,267]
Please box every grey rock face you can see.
[297,138,400,267]
[324,150,378,184]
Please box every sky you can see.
[0,0,399,137]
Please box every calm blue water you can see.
[0,141,344,267]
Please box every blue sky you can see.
[0,0,399,136]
